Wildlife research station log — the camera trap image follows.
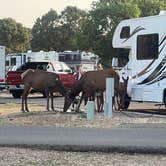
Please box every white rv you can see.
[6,52,27,71]
[0,46,6,90]
[112,12,166,107]
[58,51,98,72]
[6,51,59,71]
[26,50,59,62]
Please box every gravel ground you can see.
[0,147,166,166]
[1,102,166,165]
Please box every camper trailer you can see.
[6,52,27,71]
[6,51,59,72]
[58,51,98,72]
[0,46,5,90]
[112,12,166,107]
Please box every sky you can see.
[0,0,96,28]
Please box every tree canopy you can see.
[31,7,87,51]
[0,18,31,53]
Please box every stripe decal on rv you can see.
[132,59,155,79]
[159,35,166,46]
[122,26,145,43]
[138,62,165,84]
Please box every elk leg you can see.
[50,92,55,112]
[75,93,84,112]
[96,95,100,112]
[45,89,50,111]
[21,85,31,112]
[100,92,104,112]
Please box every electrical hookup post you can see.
[104,77,114,118]
[87,101,95,120]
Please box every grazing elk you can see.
[21,69,66,112]
[63,68,120,112]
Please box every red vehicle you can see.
[6,61,77,98]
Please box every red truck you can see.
[6,61,77,98]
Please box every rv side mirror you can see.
[112,57,118,67]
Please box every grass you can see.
[0,103,44,116]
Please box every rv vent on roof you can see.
[159,10,166,15]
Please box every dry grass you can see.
[0,103,45,115]
[0,102,166,128]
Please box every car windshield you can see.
[60,62,72,72]
[16,62,48,71]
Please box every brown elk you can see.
[21,69,66,112]
[63,69,120,112]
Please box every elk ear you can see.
[122,76,125,82]
[122,76,129,82]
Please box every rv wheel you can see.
[124,94,131,109]
[164,94,166,108]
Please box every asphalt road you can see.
[0,91,64,108]
[1,126,166,154]
[0,91,165,110]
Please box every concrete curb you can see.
[1,144,166,154]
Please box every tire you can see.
[124,94,131,110]
[164,94,166,108]
[113,94,131,111]
[11,91,22,98]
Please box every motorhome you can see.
[0,46,6,90]
[112,11,166,108]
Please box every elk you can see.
[63,69,120,112]
[21,69,66,112]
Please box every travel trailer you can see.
[6,51,59,72]
[6,52,26,71]
[112,12,166,108]
[58,51,99,72]
[0,46,5,90]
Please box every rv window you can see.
[59,55,65,61]
[11,58,16,66]
[120,26,130,39]
[23,55,26,63]
[137,34,158,60]
[6,60,9,66]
